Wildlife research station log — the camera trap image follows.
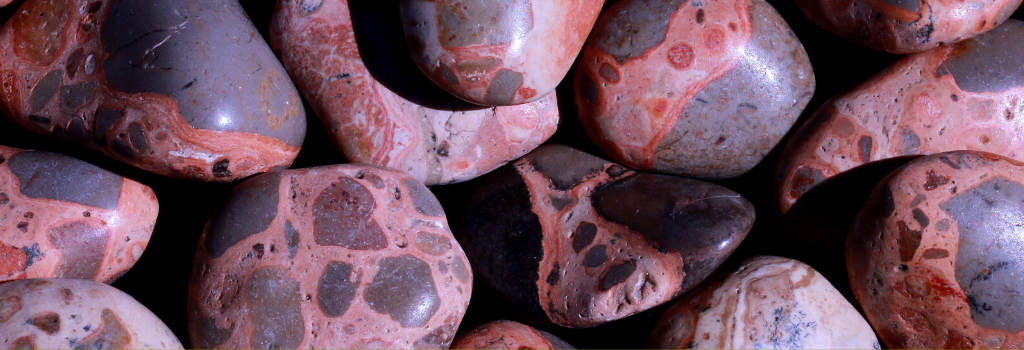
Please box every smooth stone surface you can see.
[0,0,306,181]
[450,320,575,349]
[797,0,1022,54]
[270,0,559,185]
[399,0,603,106]
[848,151,1024,349]
[461,144,753,328]
[0,145,157,283]
[575,0,814,179]
[0,278,182,349]
[651,256,879,349]
[188,165,472,349]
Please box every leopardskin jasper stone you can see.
[461,144,754,328]
[651,256,879,349]
[270,0,559,185]
[450,320,575,349]
[0,278,182,349]
[848,151,1024,349]
[188,165,471,349]
[796,0,1021,54]
[0,0,306,182]
[0,146,157,284]
[575,0,814,179]
[399,0,603,106]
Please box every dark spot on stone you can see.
[897,221,922,262]
[362,173,385,189]
[599,63,620,83]
[87,1,102,13]
[910,193,927,207]
[244,266,304,349]
[437,141,450,157]
[572,222,598,253]
[253,243,265,259]
[912,208,929,228]
[284,221,299,259]
[59,83,98,113]
[951,94,959,101]
[939,156,962,170]
[206,172,281,259]
[317,261,360,318]
[16,222,27,231]
[74,309,131,349]
[65,48,85,79]
[212,159,231,178]
[191,315,233,349]
[93,108,124,144]
[526,145,608,190]
[546,263,560,285]
[549,194,576,211]
[899,128,921,155]
[12,335,34,349]
[607,165,629,177]
[364,255,440,327]
[484,69,523,105]
[922,248,949,259]
[924,170,950,190]
[789,166,825,199]
[127,123,148,153]
[436,0,533,47]
[30,70,63,111]
[28,115,50,125]
[859,136,873,163]
[594,0,687,63]
[435,64,460,87]
[402,178,444,217]
[49,221,110,280]
[29,312,60,335]
[579,72,600,105]
[666,43,695,70]
[696,9,704,23]
[313,177,387,250]
[599,260,637,291]
[22,243,43,267]
[583,245,609,268]
[414,231,452,256]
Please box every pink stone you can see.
[399,0,604,106]
[188,165,471,349]
[0,145,157,284]
[271,1,559,185]
[451,320,575,349]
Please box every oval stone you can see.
[796,0,1021,54]
[0,145,158,284]
[0,0,306,181]
[651,256,878,349]
[398,0,604,106]
[270,0,558,185]
[189,164,471,349]
[450,320,575,349]
[575,0,814,179]
[460,144,753,328]
[0,278,182,349]
[848,151,1024,349]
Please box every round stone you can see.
[270,1,559,185]
[188,165,471,349]
[651,256,879,349]
[0,278,182,349]
[575,0,814,179]
[0,145,157,284]
[451,320,575,349]
[796,0,1021,54]
[461,144,754,328]
[0,0,306,181]
[398,0,604,106]
[848,151,1024,349]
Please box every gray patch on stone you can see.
[437,0,533,48]
[7,151,123,210]
[363,255,441,328]
[939,20,1024,94]
[205,172,281,259]
[592,0,688,63]
[484,69,523,105]
[30,70,63,112]
[526,145,609,190]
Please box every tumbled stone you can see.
[0,0,306,182]
[575,0,814,179]
[0,145,157,283]
[398,0,603,106]
[848,151,1024,349]
[651,256,878,349]
[0,0,13,8]
[0,278,182,349]
[461,144,753,328]
[188,165,471,349]
[270,1,558,185]
[797,0,1021,54]
[450,320,575,349]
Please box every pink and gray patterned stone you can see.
[849,151,1024,349]
[189,165,471,349]
[575,0,814,179]
[461,144,753,328]
[399,0,604,106]
[0,145,157,284]
[271,0,558,185]
[450,320,575,349]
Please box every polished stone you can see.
[451,320,575,349]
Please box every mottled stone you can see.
[461,144,753,328]
[0,146,157,283]
[848,151,1024,348]
[0,278,182,349]
[0,0,306,181]
[398,0,603,106]
[189,164,471,349]
[797,0,1021,54]
[270,1,558,185]
[652,256,878,349]
[450,320,575,349]
[576,0,814,179]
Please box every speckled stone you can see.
[0,0,306,182]
[399,0,603,106]
[848,151,1024,349]
[450,320,574,349]
[188,165,471,349]
[575,0,814,179]
[797,0,1021,54]
[776,20,1024,252]
[461,144,753,328]
[652,256,879,349]
[0,145,157,284]
[0,278,182,349]
[270,0,559,185]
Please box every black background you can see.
[0,1,1019,348]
